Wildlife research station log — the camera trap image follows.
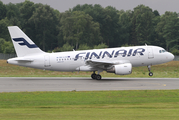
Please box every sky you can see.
[1,0,179,15]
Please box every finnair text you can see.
[74,48,145,61]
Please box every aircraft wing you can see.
[85,59,130,69]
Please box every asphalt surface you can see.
[0,77,179,92]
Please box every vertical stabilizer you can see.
[8,26,44,57]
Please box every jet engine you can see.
[107,63,132,75]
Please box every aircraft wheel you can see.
[96,74,102,80]
[91,73,97,79]
[149,72,153,77]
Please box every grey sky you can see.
[1,0,179,15]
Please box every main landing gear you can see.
[147,65,153,77]
[91,71,102,80]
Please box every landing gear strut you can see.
[91,71,102,80]
[147,65,153,77]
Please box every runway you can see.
[0,77,179,92]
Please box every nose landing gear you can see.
[147,65,153,76]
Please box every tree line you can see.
[0,0,179,55]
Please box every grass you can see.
[0,60,179,119]
[0,90,179,120]
[0,60,179,77]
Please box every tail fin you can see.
[8,26,44,57]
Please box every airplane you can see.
[7,26,174,80]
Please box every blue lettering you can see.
[133,48,145,56]
[85,52,90,60]
[73,48,146,61]
[90,51,102,59]
[74,52,86,61]
[102,51,114,58]
[114,50,127,57]
[127,49,133,57]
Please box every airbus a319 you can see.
[7,26,174,80]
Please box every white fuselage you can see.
[7,45,174,72]
[7,26,175,79]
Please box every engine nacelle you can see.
[107,63,132,75]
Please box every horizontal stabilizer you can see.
[7,57,34,62]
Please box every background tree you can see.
[0,18,10,41]
[53,43,73,52]
[130,5,155,45]
[78,44,91,50]
[19,0,35,39]
[0,38,15,54]
[156,12,179,51]
[6,2,22,27]
[94,43,108,49]
[0,0,6,20]
[162,12,179,51]
[72,4,121,47]
[60,10,102,49]
[118,10,132,46]
[29,3,59,51]
[0,1,178,54]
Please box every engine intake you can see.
[107,63,132,75]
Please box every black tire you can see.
[149,72,153,76]
[91,73,96,79]
[96,74,102,80]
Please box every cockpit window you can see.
[159,50,166,53]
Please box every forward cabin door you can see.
[148,47,154,59]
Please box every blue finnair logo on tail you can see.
[13,38,38,48]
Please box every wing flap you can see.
[86,59,130,69]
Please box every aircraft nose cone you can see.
[169,53,175,61]
[171,53,175,60]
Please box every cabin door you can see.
[148,48,154,59]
